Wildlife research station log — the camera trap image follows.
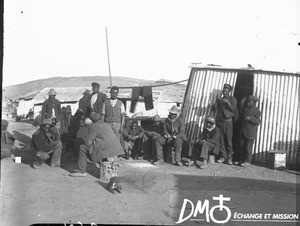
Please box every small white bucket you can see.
[15,157,21,163]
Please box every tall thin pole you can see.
[105,27,113,87]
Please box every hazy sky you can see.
[3,0,299,86]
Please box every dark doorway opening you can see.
[232,72,254,161]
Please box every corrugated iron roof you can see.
[190,63,300,76]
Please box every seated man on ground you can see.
[69,112,124,177]
[122,119,145,160]
[31,119,63,169]
[160,106,187,166]
[1,119,16,160]
[144,115,166,165]
[188,115,224,169]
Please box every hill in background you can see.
[3,76,186,99]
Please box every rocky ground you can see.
[1,120,299,226]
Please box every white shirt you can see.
[90,93,98,109]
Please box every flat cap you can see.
[247,95,259,101]
[91,82,100,87]
[223,84,233,90]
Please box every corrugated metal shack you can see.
[181,64,300,169]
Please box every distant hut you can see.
[32,87,90,118]
[16,90,40,119]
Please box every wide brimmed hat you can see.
[168,106,181,115]
[91,82,100,87]
[205,115,216,124]
[48,89,57,95]
[153,115,163,122]
[223,84,233,90]
[40,118,54,126]
[247,95,259,101]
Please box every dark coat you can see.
[42,99,62,121]
[198,126,224,155]
[84,120,124,162]
[86,92,107,116]
[78,95,89,115]
[1,130,15,150]
[123,125,145,142]
[163,117,187,141]
[241,106,261,140]
[32,127,61,153]
[213,96,237,121]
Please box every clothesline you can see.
[107,79,188,89]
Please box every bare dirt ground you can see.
[1,120,299,226]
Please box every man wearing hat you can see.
[41,88,62,129]
[238,95,261,167]
[159,105,187,166]
[1,120,16,160]
[86,82,107,117]
[69,112,124,177]
[31,118,63,168]
[78,89,90,116]
[187,115,225,169]
[212,84,237,165]
[122,119,145,160]
[144,115,166,163]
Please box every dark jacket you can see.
[123,125,145,142]
[86,92,107,116]
[241,106,261,139]
[32,127,61,153]
[84,120,124,162]
[1,130,15,150]
[163,117,187,141]
[213,96,237,122]
[198,126,224,155]
[41,99,62,121]
[78,95,89,115]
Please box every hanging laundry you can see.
[142,86,154,110]
[130,86,154,113]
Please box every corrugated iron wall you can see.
[253,72,300,168]
[182,68,238,140]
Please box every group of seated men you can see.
[1,82,261,175]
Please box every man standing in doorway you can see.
[238,95,261,167]
[41,89,62,129]
[212,84,237,165]
[86,82,107,117]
